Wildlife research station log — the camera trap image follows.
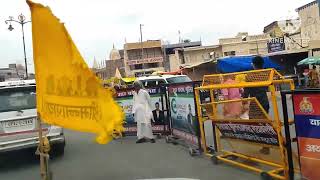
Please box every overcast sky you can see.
[0,0,312,72]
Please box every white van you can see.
[138,75,192,87]
[0,80,65,157]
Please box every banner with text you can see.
[293,93,320,180]
[168,83,200,146]
[216,123,279,146]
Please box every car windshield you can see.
[0,86,36,112]
[166,76,192,84]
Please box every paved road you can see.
[0,94,296,180]
[0,130,258,180]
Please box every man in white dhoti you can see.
[132,81,155,143]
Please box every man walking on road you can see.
[243,56,270,154]
[132,81,156,143]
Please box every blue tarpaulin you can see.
[217,56,282,73]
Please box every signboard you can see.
[168,83,199,145]
[293,94,320,180]
[216,123,279,146]
[126,57,163,66]
[116,87,167,135]
[267,37,285,53]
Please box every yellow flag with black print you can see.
[27,0,124,144]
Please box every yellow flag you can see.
[27,0,124,144]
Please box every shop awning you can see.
[217,56,282,73]
[298,56,320,65]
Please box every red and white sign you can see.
[126,57,163,65]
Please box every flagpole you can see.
[37,113,49,180]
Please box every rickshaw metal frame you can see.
[194,69,295,180]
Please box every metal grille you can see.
[202,69,282,86]
[201,98,270,121]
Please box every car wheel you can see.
[50,142,65,158]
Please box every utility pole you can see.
[140,24,144,75]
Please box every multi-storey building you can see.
[219,32,269,56]
[124,40,164,77]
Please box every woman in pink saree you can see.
[221,75,246,118]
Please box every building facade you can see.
[297,1,320,56]
[219,32,269,56]
[183,45,222,65]
[163,41,202,71]
[0,64,26,81]
[167,45,221,71]
[124,40,164,77]
[263,1,320,57]
[163,42,222,72]
[264,20,304,53]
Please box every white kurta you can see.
[132,89,154,139]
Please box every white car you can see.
[138,75,192,87]
[0,80,65,157]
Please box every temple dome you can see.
[109,44,121,60]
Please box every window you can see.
[140,80,158,87]
[147,63,158,68]
[166,76,192,84]
[158,80,166,85]
[224,51,236,56]
[0,86,36,112]
[146,80,157,87]
[134,64,143,70]
[128,50,142,60]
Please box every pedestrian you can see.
[221,76,242,119]
[309,66,319,88]
[303,69,309,88]
[132,81,156,143]
[243,56,270,155]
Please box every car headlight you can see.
[48,125,63,135]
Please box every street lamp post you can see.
[5,14,31,79]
